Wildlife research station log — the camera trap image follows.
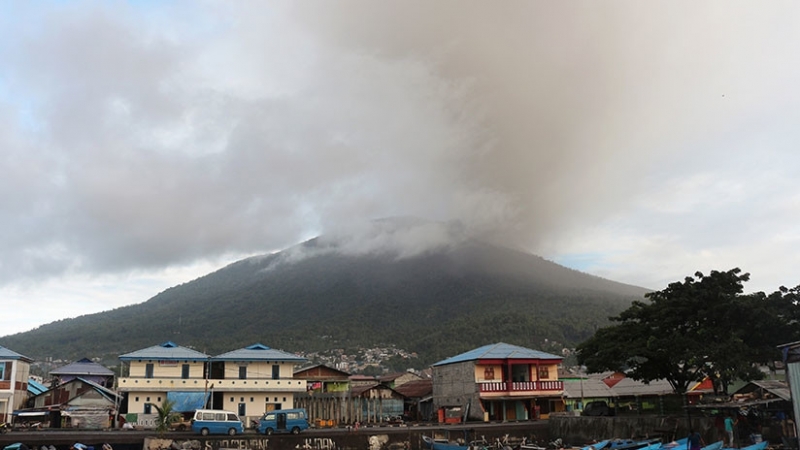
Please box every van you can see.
[580,401,614,416]
[191,409,244,436]
[257,408,310,435]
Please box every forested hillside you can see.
[0,239,649,368]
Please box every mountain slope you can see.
[0,239,649,368]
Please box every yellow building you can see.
[0,346,32,424]
[118,342,307,428]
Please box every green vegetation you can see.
[0,240,648,368]
[577,268,800,394]
[151,398,179,435]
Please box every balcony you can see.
[118,377,307,392]
[478,380,563,393]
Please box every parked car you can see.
[191,409,244,436]
[581,401,614,416]
[169,415,192,431]
[257,408,310,435]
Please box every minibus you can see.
[257,408,310,435]
[191,409,244,436]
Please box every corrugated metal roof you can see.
[51,358,114,376]
[432,343,561,366]
[393,379,433,398]
[0,346,33,362]
[735,379,790,401]
[119,341,210,361]
[27,379,48,396]
[212,343,306,362]
[609,377,674,396]
[562,379,617,399]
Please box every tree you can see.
[151,398,179,435]
[577,268,800,394]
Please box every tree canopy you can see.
[576,268,800,394]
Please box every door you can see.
[277,412,287,431]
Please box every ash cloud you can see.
[1,1,800,293]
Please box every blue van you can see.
[257,408,310,435]
[191,409,244,436]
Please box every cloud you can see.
[1,0,800,326]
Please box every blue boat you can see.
[702,441,723,450]
[724,442,767,450]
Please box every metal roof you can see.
[119,341,210,361]
[562,378,618,399]
[212,343,306,362]
[609,377,675,396]
[51,358,114,376]
[27,379,48,396]
[0,346,33,362]
[432,343,562,366]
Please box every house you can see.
[210,343,307,423]
[118,341,307,429]
[0,345,32,424]
[379,371,422,389]
[50,358,115,388]
[349,382,404,424]
[24,377,121,429]
[431,342,563,422]
[293,364,351,426]
[393,378,433,422]
[560,377,617,414]
[607,377,676,413]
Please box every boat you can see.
[607,439,662,450]
[701,441,723,450]
[724,442,767,450]
[581,440,611,450]
[660,438,689,450]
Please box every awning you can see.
[167,392,210,412]
[13,411,49,416]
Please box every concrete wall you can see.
[432,362,482,421]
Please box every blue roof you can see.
[0,346,33,362]
[27,379,48,395]
[119,341,210,361]
[51,358,114,376]
[213,343,307,362]
[432,342,562,367]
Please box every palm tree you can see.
[151,399,179,435]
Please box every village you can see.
[1,340,798,448]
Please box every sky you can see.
[2,1,800,337]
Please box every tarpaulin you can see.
[166,392,209,412]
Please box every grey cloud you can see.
[2,1,800,288]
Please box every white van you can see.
[191,409,244,436]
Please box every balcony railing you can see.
[118,377,306,392]
[478,380,563,393]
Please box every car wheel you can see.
[177,425,186,431]
[291,427,300,435]
[200,428,209,436]
[266,428,274,435]
[228,428,237,436]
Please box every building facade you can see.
[432,342,563,422]
[118,342,307,428]
[0,346,32,423]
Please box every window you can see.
[182,364,190,379]
[272,365,280,380]
[239,366,247,380]
[145,363,154,379]
[538,366,549,379]
[0,362,9,381]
